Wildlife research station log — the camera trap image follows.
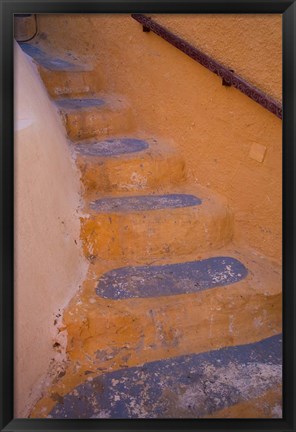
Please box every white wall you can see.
[14,42,87,417]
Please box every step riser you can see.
[61,107,134,141]
[66,286,281,371]
[76,153,186,197]
[39,68,102,98]
[80,204,233,261]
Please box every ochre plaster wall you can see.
[14,42,87,417]
[151,14,282,102]
[35,14,282,263]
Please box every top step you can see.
[19,42,89,72]
[19,42,101,98]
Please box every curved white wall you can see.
[14,41,87,417]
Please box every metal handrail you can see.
[131,14,282,120]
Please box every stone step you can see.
[48,334,282,418]
[95,256,248,300]
[64,247,281,369]
[81,187,233,261]
[39,69,102,99]
[30,248,281,418]
[19,42,101,98]
[55,95,134,140]
[74,137,187,198]
[19,42,88,71]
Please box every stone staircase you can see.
[20,42,282,419]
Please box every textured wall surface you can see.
[35,13,282,262]
[14,42,87,417]
[152,14,282,102]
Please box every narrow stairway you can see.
[20,42,282,419]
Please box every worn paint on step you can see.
[55,95,133,140]
[96,256,248,299]
[74,137,186,197]
[49,334,282,419]
[19,42,84,71]
[81,188,232,260]
[90,194,202,213]
[75,138,149,157]
[56,98,106,110]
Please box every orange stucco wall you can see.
[34,13,282,263]
[152,14,282,102]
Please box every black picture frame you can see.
[1,1,295,431]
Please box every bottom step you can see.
[49,334,282,419]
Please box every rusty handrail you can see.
[131,14,282,120]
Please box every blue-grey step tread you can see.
[19,42,86,71]
[96,256,248,299]
[49,334,282,419]
[56,98,106,110]
[75,138,150,157]
[90,194,202,213]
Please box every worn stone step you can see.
[48,334,282,418]
[74,137,187,198]
[30,248,281,418]
[64,247,281,370]
[19,42,102,97]
[55,95,134,140]
[96,256,248,299]
[39,69,102,98]
[19,42,87,71]
[81,187,233,261]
